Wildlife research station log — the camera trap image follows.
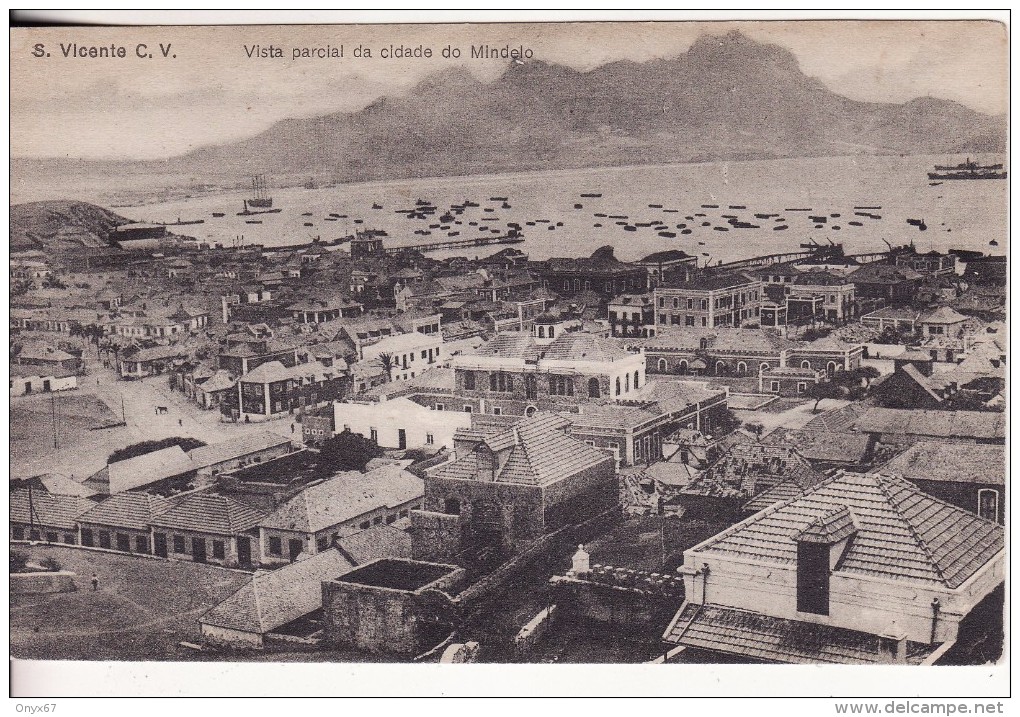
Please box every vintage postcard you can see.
[8,12,1008,701]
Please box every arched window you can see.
[588,378,601,398]
[760,362,770,374]
[615,377,621,396]
[699,338,709,349]
[678,360,688,375]
[715,361,726,375]
[633,370,640,389]
[657,358,667,372]
[625,374,630,392]
[538,326,545,338]
[801,360,811,369]
[737,362,747,375]
[827,361,837,377]
[525,405,537,417]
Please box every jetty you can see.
[383,233,524,255]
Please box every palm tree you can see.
[375,351,395,383]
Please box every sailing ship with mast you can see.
[248,174,273,208]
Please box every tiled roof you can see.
[360,368,456,399]
[151,494,266,535]
[197,369,236,394]
[848,264,923,284]
[259,466,423,533]
[10,489,95,530]
[79,493,174,530]
[664,274,759,291]
[433,414,611,487]
[921,306,967,324]
[741,478,812,514]
[627,379,726,417]
[799,403,870,433]
[103,446,196,493]
[862,307,921,321]
[695,472,1004,589]
[474,332,541,360]
[880,441,1004,486]
[336,524,412,564]
[37,474,98,498]
[201,548,355,634]
[763,428,870,465]
[796,506,857,544]
[188,432,291,470]
[663,603,937,665]
[560,404,662,430]
[541,334,633,362]
[853,408,1005,440]
[632,328,797,354]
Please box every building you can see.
[258,465,424,565]
[15,344,79,373]
[451,332,646,417]
[360,331,444,383]
[350,233,385,260]
[851,408,1005,448]
[201,546,358,649]
[77,492,173,554]
[83,445,196,495]
[415,414,617,561]
[860,307,922,333]
[759,366,824,397]
[149,493,266,567]
[333,397,472,450]
[894,249,957,276]
[10,365,78,396]
[118,345,191,379]
[321,558,466,655]
[187,431,295,477]
[635,328,796,378]
[918,306,967,337]
[537,246,647,301]
[608,294,654,338]
[227,360,351,422]
[287,296,363,324]
[10,489,95,544]
[785,271,856,323]
[847,263,922,306]
[635,250,698,287]
[761,428,872,472]
[880,442,1004,524]
[664,471,1004,664]
[653,274,762,329]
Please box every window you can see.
[464,405,473,413]
[316,536,329,551]
[12,526,24,541]
[422,350,427,359]
[30,529,40,541]
[46,531,58,543]
[463,371,476,390]
[490,372,514,392]
[797,382,807,394]
[268,536,282,556]
[625,374,630,392]
[359,521,371,530]
[672,297,680,309]
[64,534,76,545]
[796,542,830,615]
[658,297,665,308]
[978,489,999,522]
[386,514,397,524]
[370,428,378,442]
[770,380,780,392]
[538,326,545,338]
[99,531,111,549]
[588,378,601,398]
[737,362,747,375]
[444,498,461,515]
[135,536,148,553]
[685,316,695,326]
[173,535,187,554]
[701,299,708,310]
[426,433,435,445]
[373,516,383,525]
[435,403,444,411]
[212,540,226,559]
[687,298,694,310]
[116,533,131,552]
[615,377,621,396]
[493,407,503,416]
[801,360,811,369]
[81,529,94,547]
[399,509,409,518]
[550,375,573,396]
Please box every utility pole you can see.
[51,393,58,450]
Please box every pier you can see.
[383,234,524,255]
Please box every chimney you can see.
[878,632,908,664]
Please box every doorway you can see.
[154,533,168,557]
[237,536,252,566]
[192,537,207,563]
[288,538,303,561]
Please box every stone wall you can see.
[410,510,462,563]
[11,570,78,595]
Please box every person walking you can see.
[91,573,99,592]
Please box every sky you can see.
[10,19,1009,160]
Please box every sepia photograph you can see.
[7,10,1009,703]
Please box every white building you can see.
[361,331,444,382]
[333,396,471,450]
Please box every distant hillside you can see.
[13,30,1007,186]
[10,200,128,253]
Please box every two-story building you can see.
[608,294,655,338]
[653,274,762,329]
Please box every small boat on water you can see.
[702,204,719,209]
[680,229,692,235]
[502,202,511,209]
[211,212,225,218]
[574,204,583,209]
[849,221,863,227]
[809,216,827,223]
[649,204,663,209]
[594,223,602,228]
[928,158,1006,180]
[929,182,943,186]
[624,225,637,232]
[989,239,999,246]
[245,220,262,224]
[325,217,338,222]
[301,212,313,216]
[303,222,314,227]
[729,205,746,210]
[580,193,602,198]
[773,225,788,231]
[701,222,711,227]
[164,218,205,226]
[490,196,508,202]
[713,227,729,232]
[658,231,676,238]
[372,203,383,209]
[853,205,882,210]
[785,208,811,212]
[698,241,706,245]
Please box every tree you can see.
[744,421,765,439]
[806,381,843,413]
[375,351,395,382]
[108,436,207,464]
[316,429,383,475]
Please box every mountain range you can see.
[15,31,1007,185]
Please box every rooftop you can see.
[187,431,292,471]
[335,558,458,592]
[78,492,174,530]
[99,445,196,493]
[853,408,1005,440]
[10,489,96,530]
[879,441,1004,486]
[150,493,266,535]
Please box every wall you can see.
[153,527,247,567]
[334,401,470,450]
[79,523,151,554]
[11,570,78,595]
[410,510,462,562]
[542,459,618,532]
[10,373,77,396]
[200,622,263,649]
[11,523,78,545]
[197,443,293,477]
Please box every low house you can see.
[258,465,424,564]
[759,366,823,397]
[852,408,1005,448]
[10,364,78,396]
[83,445,197,495]
[10,489,95,544]
[918,306,967,337]
[77,492,173,553]
[762,428,872,471]
[119,344,191,379]
[860,306,922,333]
[227,360,351,422]
[664,472,1004,664]
[360,331,444,383]
[332,397,472,450]
[187,431,294,477]
[16,344,79,373]
[149,494,266,567]
[880,442,1005,524]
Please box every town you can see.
[9,207,1005,666]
